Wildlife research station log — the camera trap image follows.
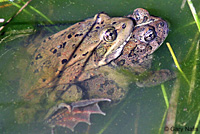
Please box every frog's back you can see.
[19,17,96,99]
[19,13,134,100]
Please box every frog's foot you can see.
[136,69,176,87]
[45,98,111,131]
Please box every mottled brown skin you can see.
[17,8,174,128]
[80,8,173,102]
[19,13,133,101]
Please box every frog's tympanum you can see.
[16,8,175,132]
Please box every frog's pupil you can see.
[103,28,117,42]
[144,29,156,42]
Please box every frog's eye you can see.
[103,28,117,42]
[144,28,156,42]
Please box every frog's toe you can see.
[45,98,111,131]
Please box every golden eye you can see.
[103,27,117,42]
[144,28,156,42]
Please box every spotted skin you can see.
[17,8,174,131]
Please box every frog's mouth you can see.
[98,32,132,66]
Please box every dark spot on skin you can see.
[155,37,162,45]
[30,62,34,65]
[99,88,103,92]
[61,59,68,64]
[104,80,110,86]
[48,37,51,40]
[43,39,46,43]
[128,49,136,58]
[53,49,57,54]
[44,60,51,65]
[50,48,57,54]
[147,44,152,50]
[132,59,139,64]
[74,33,83,37]
[35,54,42,60]
[82,51,88,56]
[60,32,66,36]
[112,22,116,25]
[93,40,98,43]
[72,44,76,48]
[34,69,39,73]
[117,59,125,66]
[42,79,46,82]
[63,42,66,48]
[57,71,63,78]
[101,20,104,24]
[57,74,62,78]
[93,30,98,33]
[73,54,77,58]
[158,21,164,27]
[122,23,126,29]
[74,76,78,79]
[75,34,79,37]
[57,52,61,57]
[96,26,100,29]
[68,34,72,39]
[60,70,63,73]
[107,88,114,95]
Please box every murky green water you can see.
[0,0,200,134]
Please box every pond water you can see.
[0,0,200,134]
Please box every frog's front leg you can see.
[80,71,129,103]
[114,48,176,88]
[136,69,176,87]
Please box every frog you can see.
[15,8,175,132]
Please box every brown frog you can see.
[16,8,174,132]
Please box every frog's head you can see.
[125,8,169,56]
[92,13,134,66]
[113,10,169,69]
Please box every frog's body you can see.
[16,8,174,131]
